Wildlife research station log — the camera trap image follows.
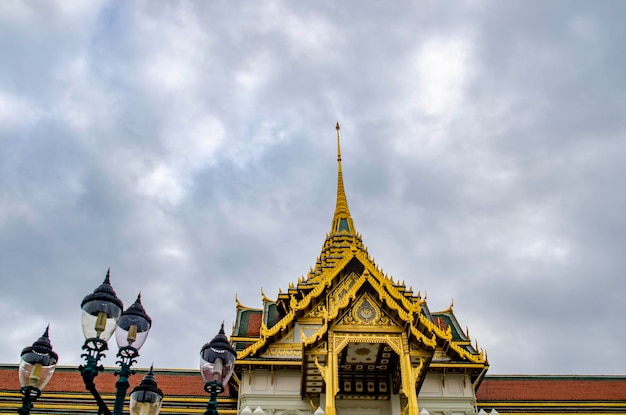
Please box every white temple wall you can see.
[238,369,313,415]
[334,400,391,415]
[238,370,478,415]
[418,373,477,415]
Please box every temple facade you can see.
[229,124,488,415]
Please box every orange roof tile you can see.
[246,312,262,337]
[0,366,230,397]
[477,376,626,401]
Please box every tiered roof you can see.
[231,124,488,396]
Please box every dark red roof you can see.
[246,311,262,337]
[0,365,228,396]
[477,375,626,401]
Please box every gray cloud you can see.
[1,0,625,375]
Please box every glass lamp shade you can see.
[80,270,123,341]
[129,367,163,415]
[115,294,152,350]
[18,327,58,390]
[200,323,237,385]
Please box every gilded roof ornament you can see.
[261,288,275,303]
[330,122,355,235]
[235,293,262,311]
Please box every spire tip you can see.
[330,123,354,234]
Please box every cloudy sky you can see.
[1,1,625,377]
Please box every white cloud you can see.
[278,6,339,57]
[414,36,473,117]
[392,36,474,157]
[53,57,116,132]
[228,120,288,167]
[143,54,198,91]
[0,90,39,128]
[0,0,105,34]
[137,163,186,206]
[136,3,208,93]
[133,117,225,207]
[162,117,225,171]
[234,51,274,91]
[0,199,36,227]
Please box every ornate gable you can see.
[335,292,395,327]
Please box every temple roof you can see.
[232,124,486,372]
[476,375,626,413]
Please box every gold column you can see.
[400,332,419,415]
[324,331,337,415]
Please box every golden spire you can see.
[331,122,355,234]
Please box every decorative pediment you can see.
[336,293,395,327]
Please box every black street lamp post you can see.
[79,270,162,415]
[17,327,58,415]
[200,324,237,415]
[129,366,163,415]
[17,269,242,415]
